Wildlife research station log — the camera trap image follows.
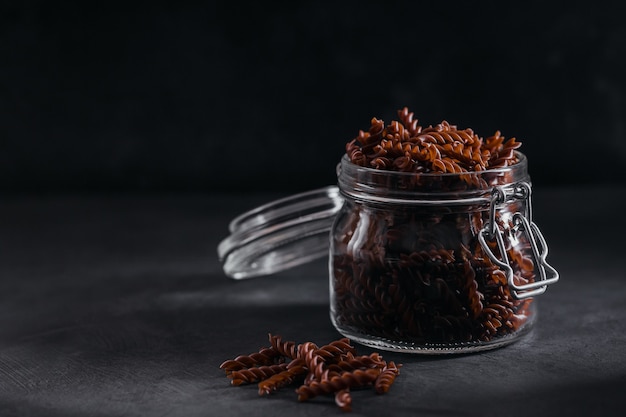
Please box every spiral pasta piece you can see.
[398,106,421,136]
[299,342,323,380]
[296,369,382,401]
[268,333,299,359]
[257,358,306,395]
[335,389,352,412]
[374,361,401,394]
[316,338,356,361]
[229,363,288,386]
[219,347,280,374]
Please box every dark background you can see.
[1,0,625,194]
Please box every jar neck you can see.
[336,152,530,205]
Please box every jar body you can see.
[329,154,539,353]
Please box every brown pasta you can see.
[220,334,402,412]
[257,358,307,395]
[375,361,401,394]
[268,333,299,359]
[295,369,382,401]
[326,352,386,374]
[347,108,520,173]
[299,342,323,381]
[219,346,280,374]
[229,363,289,386]
[334,389,352,412]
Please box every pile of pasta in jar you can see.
[329,107,558,353]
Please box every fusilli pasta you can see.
[220,334,402,412]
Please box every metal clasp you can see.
[478,182,559,299]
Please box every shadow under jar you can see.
[330,152,558,353]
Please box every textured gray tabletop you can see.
[0,186,624,416]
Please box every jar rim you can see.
[337,151,530,203]
[338,151,527,179]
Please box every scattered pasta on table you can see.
[220,334,402,412]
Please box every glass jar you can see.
[329,152,558,353]
[217,151,558,354]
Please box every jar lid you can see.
[217,186,343,279]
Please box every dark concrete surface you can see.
[0,186,624,416]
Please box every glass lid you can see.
[217,186,343,279]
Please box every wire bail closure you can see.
[478,182,559,299]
